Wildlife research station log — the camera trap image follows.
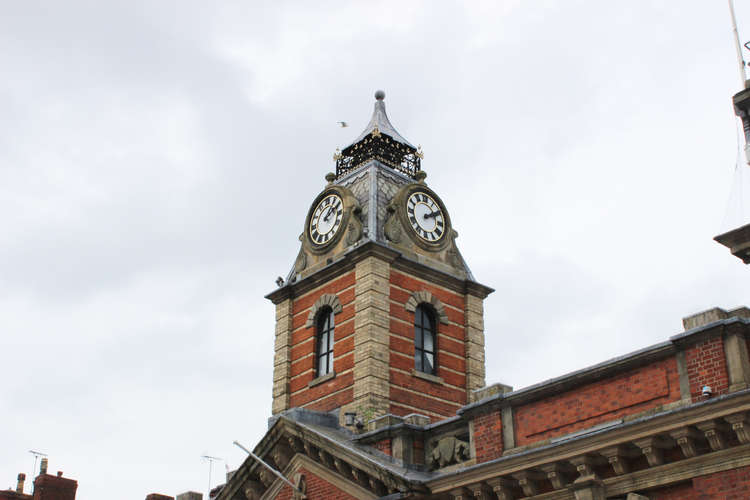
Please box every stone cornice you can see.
[265,240,493,304]
[669,316,749,347]
[428,389,750,493]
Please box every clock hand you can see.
[323,207,333,222]
[423,211,441,219]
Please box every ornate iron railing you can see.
[335,134,421,179]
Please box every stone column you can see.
[344,256,391,423]
[272,298,293,414]
[724,323,750,392]
[465,294,486,393]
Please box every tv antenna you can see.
[201,455,223,498]
[28,450,47,493]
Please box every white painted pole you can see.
[232,440,301,493]
[729,0,748,88]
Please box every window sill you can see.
[308,371,336,388]
[412,369,443,384]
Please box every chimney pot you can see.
[40,457,48,475]
[57,471,63,477]
[16,473,26,493]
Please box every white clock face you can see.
[407,192,445,242]
[309,193,344,246]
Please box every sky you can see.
[2,1,750,499]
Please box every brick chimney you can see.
[175,493,202,500]
[32,471,77,500]
[16,474,25,494]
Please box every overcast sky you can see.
[2,2,750,499]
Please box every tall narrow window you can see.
[316,307,335,377]
[414,304,436,374]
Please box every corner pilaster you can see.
[465,294,486,393]
[272,298,294,414]
[724,323,750,392]
[344,255,391,422]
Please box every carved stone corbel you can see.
[468,482,493,500]
[512,470,543,497]
[368,477,386,496]
[540,462,574,489]
[725,412,750,444]
[242,479,264,500]
[669,427,702,458]
[271,445,293,471]
[696,420,729,451]
[599,446,630,476]
[287,436,304,453]
[333,458,350,477]
[485,478,514,500]
[632,436,670,467]
[302,442,317,459]
[351,468,369,488]
[258,469,274,488]
[568,455,600,480]
[448,486,472,500]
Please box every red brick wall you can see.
[372,439,392,456]
[648,482,697,499]
[473,409,504,463]
[388,270,467,420]
[693,465,750,498]
[273,468,359,500]
[289,272,356,411]
[685,337,729,402]
[647,466,750,499]
[514,358,681,446]
[0,491,31,500]
[31,475,77,500]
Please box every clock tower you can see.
[266,91,493,425]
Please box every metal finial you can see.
[374,90,385,100]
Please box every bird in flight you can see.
[337,121,348,128]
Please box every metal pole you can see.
[232,441,301,493]
[728,0,748,88]
[201,455,222,499]
[28,450,47,495]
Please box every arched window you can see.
[414,304,436,375]
[316,307,335,377]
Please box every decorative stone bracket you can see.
[305,294,343,328]
[430,436,470,469]
[405,290,449,325]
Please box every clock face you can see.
[309,193,344,246]
[406,191,445,242]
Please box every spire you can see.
[335,91,422,180]
[345,90,416,150]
